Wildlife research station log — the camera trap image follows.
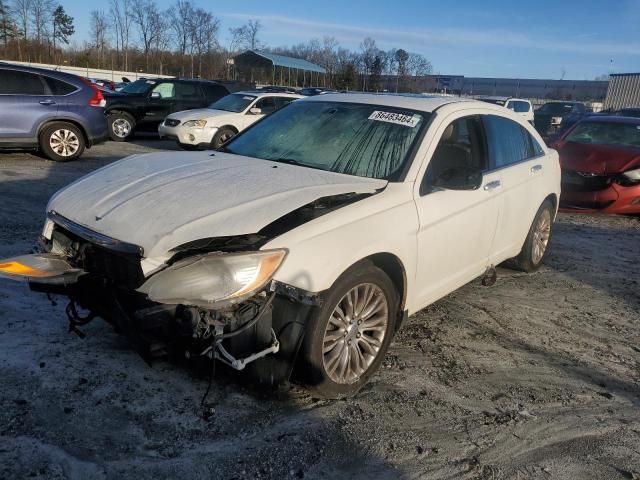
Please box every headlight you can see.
[137,250,287,307]
[182,119,207,128]
[622,168,640,182]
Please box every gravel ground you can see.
[0,140,639,480]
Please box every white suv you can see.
[1,94,560,398]
[479,96,534,123]
[158,91,303,149]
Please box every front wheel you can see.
[513,200,554,272]
[39,122,85,162]
[211,127,236,149]
[298,262,398,398]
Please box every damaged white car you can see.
[0,94,561,398]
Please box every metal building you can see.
[233,50,326,87]
[604,73,640,110]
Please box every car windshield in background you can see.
[210,94,257,112]
[538,103,574,115]
[566,121,640,148]
[222,101,428,180]
[119,79,156,94]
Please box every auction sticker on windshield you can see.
[368,111,420,127]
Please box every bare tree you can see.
[132,0,160,71]
[168,0,193,74]
[30,0,54,60]
[110,0,132,70]
[188,8,219,77]
[89,10,108,67]
[229,18,261,52]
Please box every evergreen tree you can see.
[0,0,18,47]
[52,4,73,50]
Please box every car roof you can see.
[0,62,86,85]
[300,93,477,113]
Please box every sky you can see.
[62,0,640,80]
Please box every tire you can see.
[39,122,85,162]
[298,261,399,399]
[513,200,554,272]
[107,112,135,141]
[211,127,237,149]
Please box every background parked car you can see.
[300,87,338,96]
[159,91,303,149]
[615,107,640,118]
[534,101,588,139]
[0,64,108,162]
[478,96,534,123]
[553,116,640,214]
[104,78,231,141]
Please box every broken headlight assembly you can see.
[137,249,287,308]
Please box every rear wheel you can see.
[298,262,398,398]
[211,127,236,149]
[107,112,135,141]
[513,200,554,272]
[39,122,85,162]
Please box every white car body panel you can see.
[47,151,386,259]
[45,93,560,317]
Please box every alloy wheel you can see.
[112,118,132,138]
[49,129,80,157]
[322,283,389,384]
[532,209,551,263]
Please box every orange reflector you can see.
[0,261,53,278]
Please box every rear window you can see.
[0,69,46,95]
[537,103,576,115]
[44,77,77,95]
[566,121,640,148]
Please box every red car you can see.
[553,116,640,214]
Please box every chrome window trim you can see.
[48,211,144,256]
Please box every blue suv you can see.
[0,64,109,161]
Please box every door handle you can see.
[483,180,502,191]
[531,164,543,173]
[39,99,56,105]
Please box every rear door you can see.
[173,82,207,113]
[483,114,547,263]
[0,69,58,142]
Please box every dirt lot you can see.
[1,140,639,480]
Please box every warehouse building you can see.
[603,73,640,110]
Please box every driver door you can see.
[413,114,502,308]
[142,81,177,126]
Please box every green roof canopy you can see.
[236,50,326,74]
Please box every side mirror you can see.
[249,107,262,115]
[150,91,161,99]
[434,166,483,191]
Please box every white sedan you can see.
[0,94,560,398]
[158,91,303,149]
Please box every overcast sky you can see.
[64,0,640,79]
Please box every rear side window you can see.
[175,82,200,99]
[0,69,46,95]
[202,84,230,103]
[484,115,541,168]
[43,77,77,95]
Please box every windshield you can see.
[222,101,428,180]
[566,121,640,148]
[538,103,575,115]
[119,79,156,94]
[210,93,257,112]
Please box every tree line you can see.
[0,0,433,91]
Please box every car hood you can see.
[167,109,236,122]
[47,152,387,258]
[556,140,640,174]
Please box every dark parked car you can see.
[553,116,640,214]
[0,64,108,162]
[534,101,588,139]
[615,107,640,118]
[104,78,231,141]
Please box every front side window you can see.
[210,93,257,112]
[566,121,640,148]
[223,101,428,180]
[151,82,176,99]
[120,79,156,94]
[0,70,46,95]
[255,97,277,114]
[484,115,540,168]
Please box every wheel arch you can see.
[37,119,89,147]
[218,124,239,134]
[544,193,559,219]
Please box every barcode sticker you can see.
[368,111,420,127]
